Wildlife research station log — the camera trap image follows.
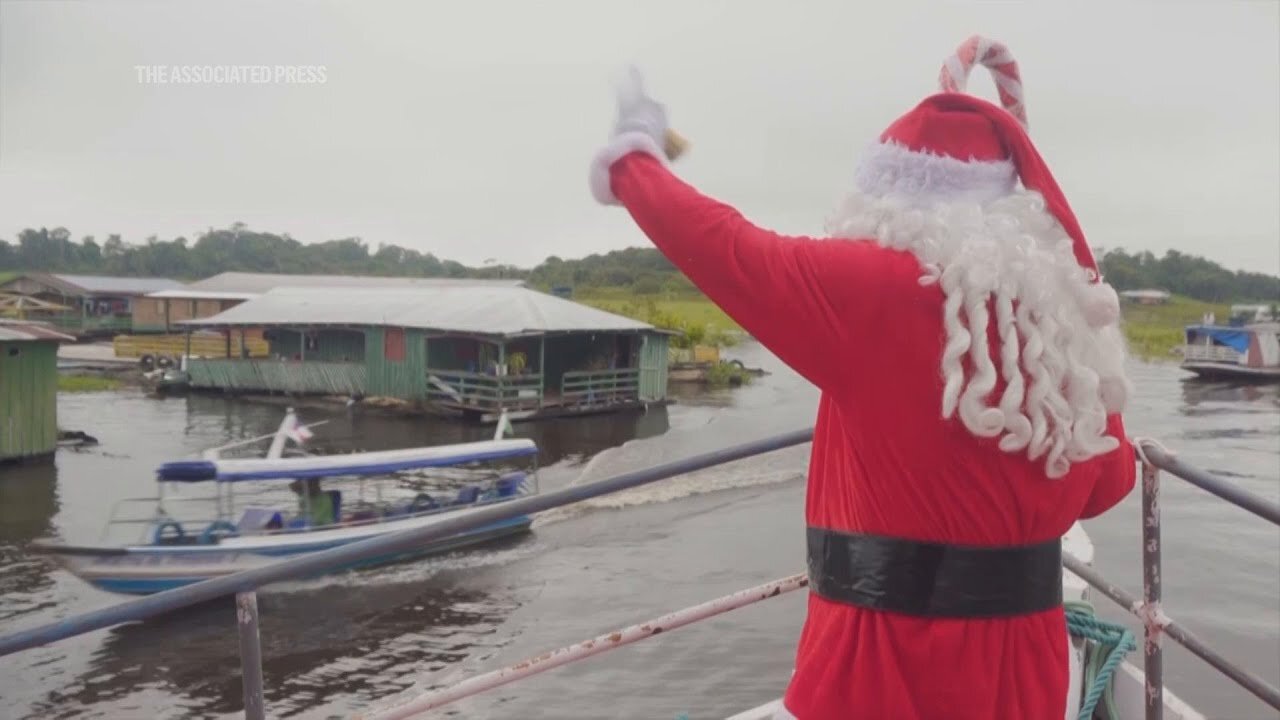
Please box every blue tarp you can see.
[1185,325,1252,353]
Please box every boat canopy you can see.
[1184,325,1252,353]
[157,438,538,483]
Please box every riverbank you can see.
[575,290,741,342]
[1121,295,1229,359]
[578,289,1225,360]
[57,374,121,393]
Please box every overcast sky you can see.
[1,1,1277,273]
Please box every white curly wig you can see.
[831,141,1132,479]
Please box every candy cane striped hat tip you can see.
[853,35,1099,272]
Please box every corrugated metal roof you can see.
[185,272,524,294]
[145,289,260,301]
[0,320,75,343]
[50,274,183,294]
[180,286,655,337]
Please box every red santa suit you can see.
[590,38,1136,720]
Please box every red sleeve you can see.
[1079,414,1137,519]
[609,152,892,393]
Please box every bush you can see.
[58,374,121,392]
[705,361,753,387]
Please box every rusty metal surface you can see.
[1142,462,1164,720]
[1063,554,1280,712]
[358,573,810,720]
[236,592,265,720]
[1138,440,1280,526]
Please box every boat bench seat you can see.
[238,507,283,533]
[480,473,526,501]
[496,472,524,496]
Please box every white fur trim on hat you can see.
[853,140,1017,206]
[590,131,667,205]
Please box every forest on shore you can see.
[2,223,1276,304]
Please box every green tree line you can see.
[1099,248,1278,302]
[1,224,1274,303]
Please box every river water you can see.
[0,344,1276,719]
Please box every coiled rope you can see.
[1066,600,1137,720]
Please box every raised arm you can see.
[587,70,901,392]
[601,149,888,392]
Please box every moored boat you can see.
[33,410,539,595]
[1180,319,1280,381]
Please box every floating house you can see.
[0,273,182,337]
[1181,321,1280,381]
[178,285,671,421]
[135,271,526,332]
[1119,289,1171,305]
[0,321,75,464]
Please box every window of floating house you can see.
[384,327,406,362]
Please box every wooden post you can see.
[538,335,546,408]
[299,329,306,361]
[185,329,192,363]
[497,341,507,412]
[164,299,170,334]
[239,329,247,359]
[236,591,266,720]
[422,335,430,401]
[1143,461,1163,720]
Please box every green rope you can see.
[1065,601,1137,720]
[678,603,1132,720]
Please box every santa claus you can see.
[589,37,1137,720]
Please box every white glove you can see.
[612,67,669,148]
[589,66,671,206]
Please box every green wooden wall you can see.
[268,329,366,361]
[0,340,59,461]
[365,327,429,401]
[639,333,670,401]
[185,327,669,409]
[188,358,366,396]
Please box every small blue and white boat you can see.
[35,410,539,595]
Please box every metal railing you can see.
[2,429,1278,720]
[426,370,544,412]
[1181,345,1242,363]
[1125,440,1280,720]
[561,368,640,406]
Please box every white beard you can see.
[826,189,1133,479]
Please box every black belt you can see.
[807,527,1063,618]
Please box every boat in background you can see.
[1181,305,1280,381]
[33,410,538,595]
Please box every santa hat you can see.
[852,36,1118,324]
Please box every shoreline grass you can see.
[1120,296,1228,360]
[579,288,1221,360]
[58,374,122,393]
[576,290,742,347]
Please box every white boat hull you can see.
[1181,360,1280,381]
[39,507,532,595]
